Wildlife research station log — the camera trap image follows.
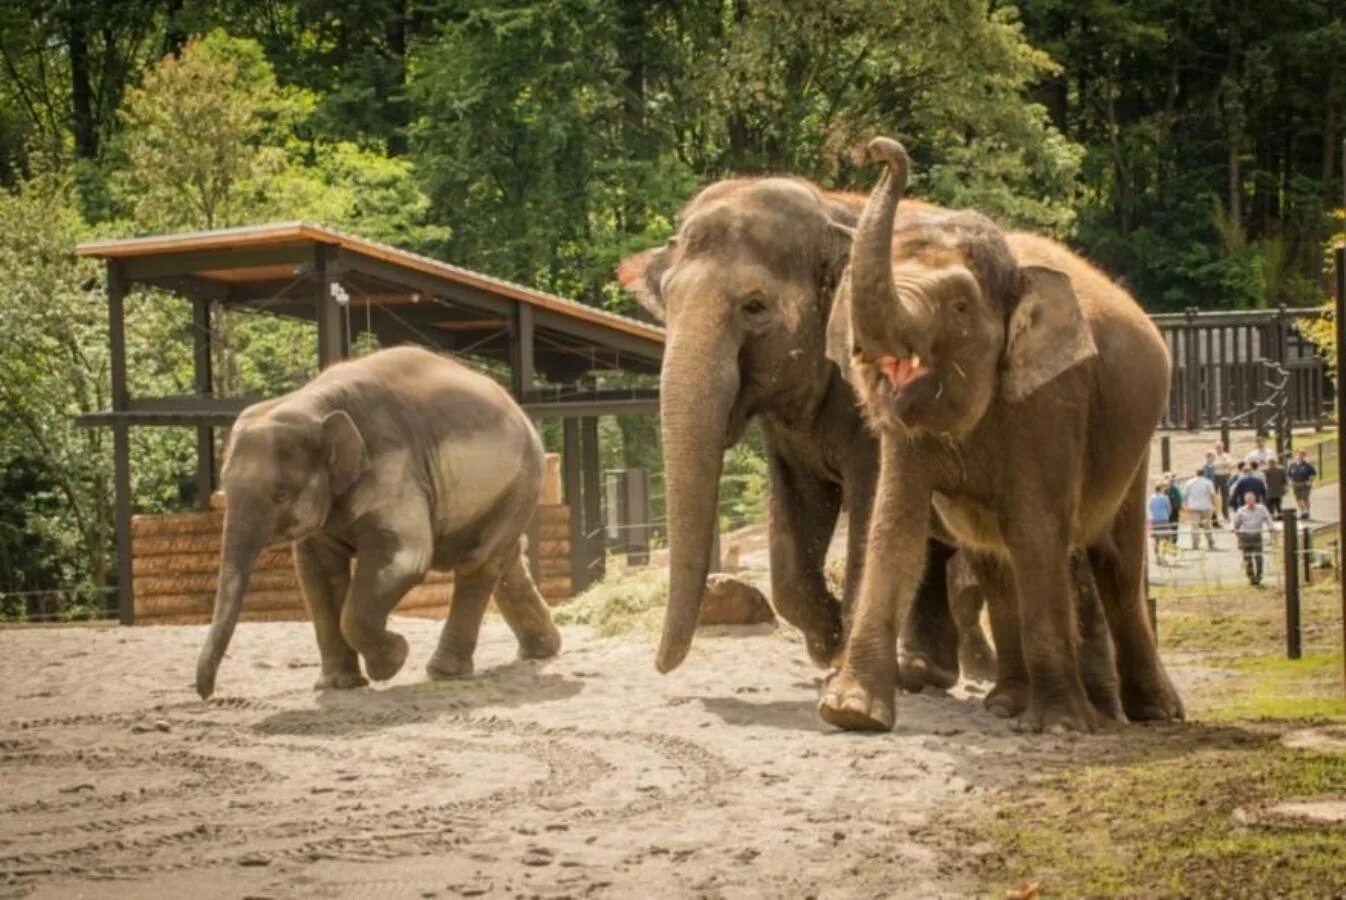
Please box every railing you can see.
[1153,306,1330,431]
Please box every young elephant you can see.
[195,346,561,699]
[819,138,1182,732]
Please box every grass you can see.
[960,582,1346,896]
[552,566,669,636]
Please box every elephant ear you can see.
[824,277,856,382]
[1001,265,1098,402]
[322,411,370,496]
[616,244,673,322]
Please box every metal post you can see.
[1160,435,1171,473]
[562,418,587,592]
[510,303,536,401]
[108,261,134,625]
[1335,244,1346,693]
[581,416,605,586]
[1283,508,1301,660]
[1220,417,1231,455]
[191,296,215,508]
[1303,525,1313,587]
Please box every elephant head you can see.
[827,137,1097,438]
[195,406,369,699]
[618,178,858,673]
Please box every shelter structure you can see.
[76,223,664,625]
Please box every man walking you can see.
[1232,491,1275,586]
[1288,449,1318,520]
[1149,482,1174,564]
[1212,442,1235,522]
[1183,467,1217,550]
[1245,435,1274,470]
[1230,463,1267,508]
[1264,455,1287,519]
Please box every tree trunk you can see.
[67,0,97,158]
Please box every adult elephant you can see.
[618,177,974,682]
[819,138,1182,732]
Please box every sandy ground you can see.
[0,616,1214,899]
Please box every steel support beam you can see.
[563,419,586,593]
[511,302,536,400]
[192,297,216,508]
[581,416,605,588]
[315,244,348,368]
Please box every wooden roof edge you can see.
[75,221,666,346]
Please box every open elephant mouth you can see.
[870,354,940,423]
[877,354,931,392]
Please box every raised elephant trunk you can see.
[195,501,275,699]
[850,137,915,352]
[656,327,740,673]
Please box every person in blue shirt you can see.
[1287,450,1318,520]
[1229,463,1267,507]
[1149,482,1173,564]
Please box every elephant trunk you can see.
[850,137,915,351]
[656,326,740,674]
[195,500,274,699]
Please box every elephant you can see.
[194,345,562,699]
[618,176,987,684]
[818,137,1182,732]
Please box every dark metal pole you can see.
[562,418,586,593]
[1160,435,1171,473]
[1283,509,1301,660]
[1184,307,1200,429]
[191,296,215,508]
[581,416,605,587]
[108,261,134,626]
[314,244,347,368]
[1303,525,1313,587]
[510,303,536,401]
[1335,244,1346,692]
[1220,417,1231,455]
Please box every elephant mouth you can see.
[877,354,931,392]
[871,354,940,425]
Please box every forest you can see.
[0,0,1343,615]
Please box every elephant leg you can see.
[1090,466,1184,721]
[950,582,997,684]
[977,555,1028,718]
[426,560,501,679]
[341,522,431,682]
[1073,553,1123,722]
[294,535,366,690]
[897,539,960,692]
[819,434,931,731]
[1008,535,1098,733]
[494,537,562,661]
[767,450,844,667]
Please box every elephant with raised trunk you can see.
[195,346,561,699]
[619,177,983,683]
[819,138,1182,732]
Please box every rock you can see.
[698,574,776,626]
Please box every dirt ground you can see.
[1,591,1342,898]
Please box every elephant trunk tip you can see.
[195,664,216,701]
[655,635,692,674]
[866,137,910,180]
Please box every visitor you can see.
[1287,449,1318,520]
[1164,473,1183,550]
[1232,491,1275,586]
[1230,463,1267,507]
[1245,434,1275,470]
[1149,482,1173,564]
[1263,456,1287,519]
[1182,467,1216,550]
[1211,442,1235,521]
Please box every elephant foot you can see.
[958,641,998,684]
[817,666,896,732]
[802,617,844,669]
[1088,687,1127,724]
[426,650,473,680]
[1019,681,1099,734]
[984,678,1028,719]
[362,632,409,682]
[516,624,562,661]
[314,669,369,691]
[896,650,958,693]
[1121,670,1185,722]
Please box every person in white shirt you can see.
[1244,436,1274,471]
[1182,467,1216,550]
[1231,491,1276,586]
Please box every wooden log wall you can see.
[131,456,573,625]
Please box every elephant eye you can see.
[271,488,290,505]
[741,296,769,316]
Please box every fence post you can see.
[1283,509,1301,660]
[1302,526,1313,587]
[1220,417,1231,455]
[1185,307,1200,430]
[1159,435,1171,473]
